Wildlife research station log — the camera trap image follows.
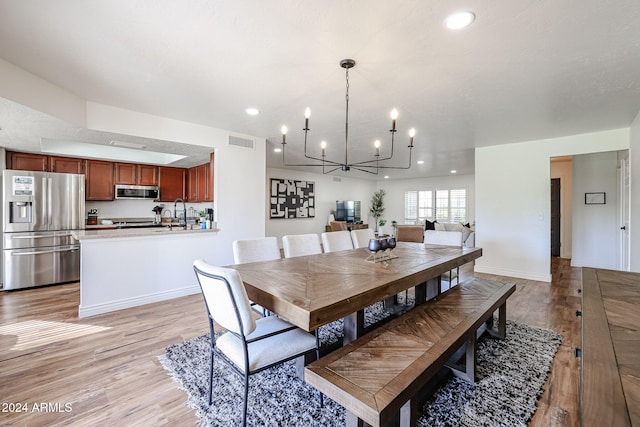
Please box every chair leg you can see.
[208,348,214,405]
[242,375,249,427]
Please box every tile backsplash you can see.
[86,199,214,220]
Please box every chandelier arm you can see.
[353,147,413,170]
[322,165,344,174]
[350,165,380,175]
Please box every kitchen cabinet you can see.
[157,166,186,202]
[85,160,114,200]
[6,152,48,171]
[186,153,214,202]
[49,156,84,174]
[114,163,158,186]
[6,151,85,174]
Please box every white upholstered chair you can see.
[193,259,320,426]
[424,230,463,291]
[282,233,322,258]
[321,230,354,253]
[232,237,281,264]
[350,228,375,249]
[232,237,281,316]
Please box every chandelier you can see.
[280,59,415,175]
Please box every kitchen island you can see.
[72,226,220,318]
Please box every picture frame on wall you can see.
[585,192,606,205]
[270,178,315,218]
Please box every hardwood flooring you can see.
[0,258,581,426]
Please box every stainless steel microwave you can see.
[115,185,159,200]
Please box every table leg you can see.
[343,309,365,345]
[415,277,440,305]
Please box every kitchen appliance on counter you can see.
[1,170,85,290]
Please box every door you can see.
[3,244,80,290]
[85,160,114,201]
[620,156,630,271]
[550,178,561,257]
[49,156,84,174]
[48,173,85,231]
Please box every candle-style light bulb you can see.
[281,125,288,144]
[374,139,381,156]
[390,108,398,131]
[320,140,327,157]
[409,128,415,147]
[304,107,311,130]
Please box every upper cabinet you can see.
[85,160,114,201]
[114,163,158,186]
[6,152,84,174]
[49,156,84,174]
[6,152,48,171]
[157,166,186,202]
[186,153,214,202]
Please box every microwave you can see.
[115,185,160,200]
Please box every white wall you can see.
[475,128,629,282]
[266,167,376,244]
[571,152,619,269]
[376,174,476,227]
[550,158,573,259]
[85,199,214,220]
[631,110,640,272]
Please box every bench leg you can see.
[447,333,477,383]
[486,301,507,339]
[343,309,365,345]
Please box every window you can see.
[405,188,467,223]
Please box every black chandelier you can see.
[280,59,415,175]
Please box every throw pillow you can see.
[461,226,472,244]
[434,222,446,231]
[425,219,436,230]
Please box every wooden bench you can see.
[304,277,516,427]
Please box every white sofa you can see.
[430,222,475,247]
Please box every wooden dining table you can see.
[231,241,482,344]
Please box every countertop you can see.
[72,225,219,240]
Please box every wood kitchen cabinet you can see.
[49,156,84,174]
[6,152,48,171]
[157,166,186,201]
[85,160,114,200]
[186,154,214,202]
[114,163,158,186]
[6,151,84,174]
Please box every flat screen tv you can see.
[335,200,361,223]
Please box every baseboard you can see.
[473,265,552,283]
[569,258,618,270]
[78,285,201,318]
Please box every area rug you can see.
[159,320,561,427]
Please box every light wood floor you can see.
[0,258,580,426]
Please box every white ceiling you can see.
[0,0,639,178]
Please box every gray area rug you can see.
[159,315,562,427]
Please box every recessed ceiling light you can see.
[417,160,424,165]
[450,170,457,174]
[245,107,260,116]
[274,148,282,153]
[384,175,390,179]
[444,11,475,30]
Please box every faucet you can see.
[174,199,187,229]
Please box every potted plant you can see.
[369,189,386,232]
[378,219,387,236]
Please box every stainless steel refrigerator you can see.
[1,170,85,290]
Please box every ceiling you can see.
[0,0,639,179]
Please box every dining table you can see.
[231,241,483,345]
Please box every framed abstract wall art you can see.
[270,178,315,218]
